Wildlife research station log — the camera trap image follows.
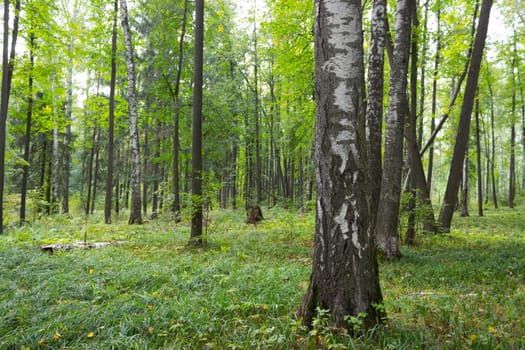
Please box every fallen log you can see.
[41,241,126,253]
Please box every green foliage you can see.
[1,204,525,348]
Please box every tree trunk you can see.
[151,132,161,219]
[0,0,19,233]
[406,0,437,234]
[509,50,517,208]
[475,97,483,216]
[120,0,142,224]
[461,150,470,217]
[365,0,386,232]
[170,0,187,217]
[142,117,149,216]
[20,31,34,225]
[91,130,101,214]
[427,5,441,191]
[488,71,498,208]
[231,140,237,209]
[105,0,118,224]
[376,0,413,259]
[299,0,383,332]
[51,70,60,214]
[62,56,73,214]
[439,0,492,231]
[253,14,262,205]
[190,0,204,244]
[85,126,96,216]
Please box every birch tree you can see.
[299,0,383,332]
[120,0,142,224]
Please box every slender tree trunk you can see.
[85,126,96,216]
[45,147,52,215]
[142,117,149,216]
[121,0,142,224]
[461,149,470,217]
[509,50,517,208]
[406,0,437,234]
[105,0,118,224]
[299,0,383,332]
[365,0,386,232]
[40,139,48,212]
[376,0,413,258]
[170,0,187,217]
[62,58,73,214]
[231,140,237,209]
[427,5,441,190]
[475,97,483,216]
[221,151,229,209]
[151,133,161,219]
[190,0,204,244]
[509,124,516,208]
[20,32,34,225]
[0,0,19,233]
[51,71,60,214]
[418,1,428,148]
[253,9,262,205]
[489,76,498,208]
[91,130,101,215]
[439,0,492,231]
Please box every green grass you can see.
[1,205,525,349]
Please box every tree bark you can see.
[105,0,118,224]
[190,0,204,244]
[376,0,413,258]
[120,0,142,224]
[439,0,492,231]
[299,0,383,332]
[365,0,386,233]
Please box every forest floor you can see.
[1,202,525,349]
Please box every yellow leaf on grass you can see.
[87,332,95,338]
[53,333,62,340]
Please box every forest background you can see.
[0,0,524,348]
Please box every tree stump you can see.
[246,205,264,225]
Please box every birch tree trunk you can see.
[376,0,413,259]
[439,0,493,231]
[120,0,142,224]
[299,0,383,332]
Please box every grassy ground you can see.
[1,205,524,349]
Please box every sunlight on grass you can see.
[1,204,525,348]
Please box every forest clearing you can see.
[1,203,524,349]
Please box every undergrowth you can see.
[1,205,524,349]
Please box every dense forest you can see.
[1,0,524,348]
